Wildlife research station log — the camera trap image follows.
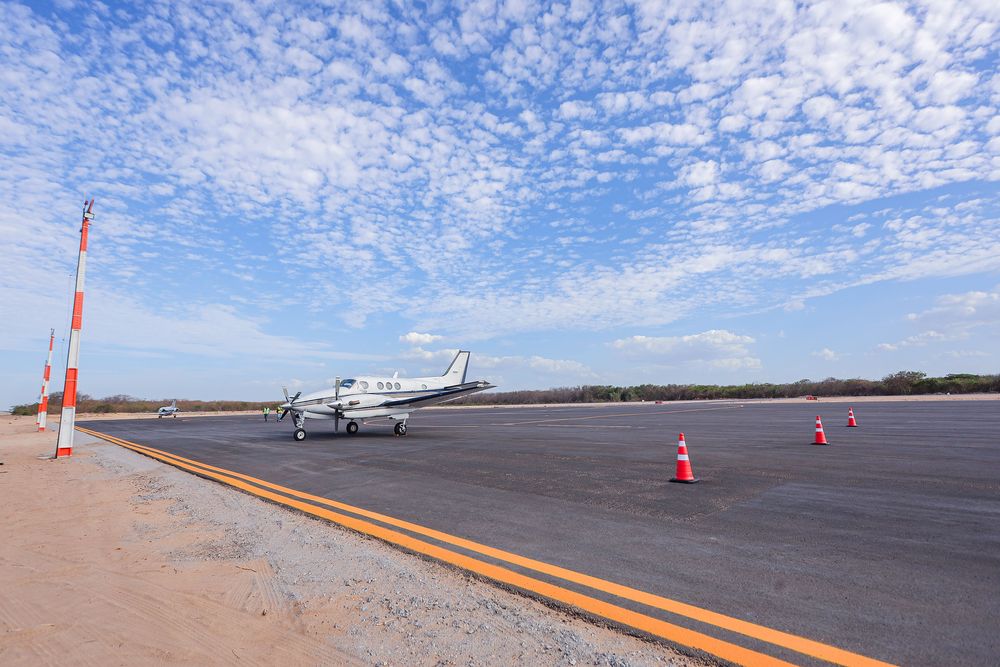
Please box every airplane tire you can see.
[293,428,307,441]
[394,422,407,436]
[346,421,359,434]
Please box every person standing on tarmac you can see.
[263,406,270,421]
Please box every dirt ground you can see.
[0,415,700,666]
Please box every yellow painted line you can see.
[77,426,895,667]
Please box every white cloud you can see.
[813,348,839,361]
[876,330,957,351]
[913,106,965,133]
[400,332,443,346]
[680,160,719,187]
[557,100,594,120]
[611,330,761,370]
[909,287,1000,325]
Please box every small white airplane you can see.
[278,350,493,440]
[157,400,180,418]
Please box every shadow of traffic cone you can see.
[670,433,699,483]
[847,407,858,427]
[813,415,829,445]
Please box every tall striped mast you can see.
[36,328,55,431]
[55,199,94,458]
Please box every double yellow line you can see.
[76,426,894,667]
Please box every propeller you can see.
[278,385,301,422]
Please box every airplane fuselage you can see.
[279,350,493,439]
[290,373,480,419]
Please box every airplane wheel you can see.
[394,422,407,436]
[293,428,307,441]
[173,414,176,418]
[346,421,359,434]
[158,415,162,419]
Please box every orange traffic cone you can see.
[813,415,829,445]
[670,433,699,483]
[847,408,858,427]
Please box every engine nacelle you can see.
[326,393,387,410]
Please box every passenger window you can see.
[421,384,427,389]
[377,382,384,390]
[360,381,369,390]
[394,382,401,390]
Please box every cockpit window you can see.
[340,379,355,388]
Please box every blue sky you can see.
[2,0,998,409]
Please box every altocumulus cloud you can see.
[611,331,761,370]
[0,0,998,405]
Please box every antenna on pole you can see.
[36,328,56,431]
[54,198,94,458]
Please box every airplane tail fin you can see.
[170,400,176,408]
[442,351,470,384]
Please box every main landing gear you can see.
[288,418,406,440]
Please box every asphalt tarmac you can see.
[81,401,1000,666]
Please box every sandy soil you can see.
[0,415,699,667]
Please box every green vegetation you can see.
[10,371,998,414]
[10,393,278,416]
[451,371,1000,405]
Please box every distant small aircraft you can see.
[157,400,180,418]
[278,350,494,441]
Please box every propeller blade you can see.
[335,376,340,401]
[282,386,289,402]
[335,414,340,432]
[278,409,289,421]
[291,391,301,403]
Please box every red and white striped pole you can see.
[36,328,55,431]
[54,199,94,458]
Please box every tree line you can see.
[9,393,279,416]
[449,371,1000,405]
[9,371,998,415]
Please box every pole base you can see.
[670,477,700,483]
[55,448,73,458]
[811,442,829,445]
